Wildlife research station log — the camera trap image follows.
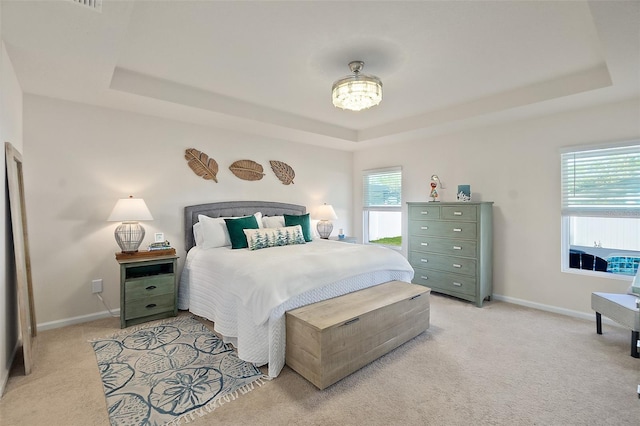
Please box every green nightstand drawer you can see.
[412,267,476,296]
[409,237,477,257]
[441,205,477,221]
[409,251,477,276]
[124,293,175,320]
[125,275,174,300]
[409,220,477,240]
[408,205,440,221]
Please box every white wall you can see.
[0,38,24,394]
[23,95,352,327]
[353,99,640,316]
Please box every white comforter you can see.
[178,239,414,377]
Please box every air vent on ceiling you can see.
[71,0,102,12]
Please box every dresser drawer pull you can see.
[454,211,463,216]
[421,242,429,246]
[409,294,422,300]
[421,226,429,230]
[453,264,462,268]
[421,258,428,263]
[453,228,462,232]
[420,211,429,215]
[453,282,462,287]
[145,303,157,309]
[341,317,360,327]
[453,246,462,250]
[145,285,157,291]
[420,276,429,280]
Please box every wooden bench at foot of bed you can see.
[285,280,431,389]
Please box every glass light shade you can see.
[332,61,382,111]
[108,197,153,253]
[332,78,383,111]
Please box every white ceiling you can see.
[2,0,639,151]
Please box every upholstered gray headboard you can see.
[184,201,307,251]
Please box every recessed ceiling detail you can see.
[2,1,638,150]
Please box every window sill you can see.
[561,267,634,282]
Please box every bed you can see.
[178,201,414,377]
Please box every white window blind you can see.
[561,143,640,217]
[363,167,402,209]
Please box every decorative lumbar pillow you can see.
[225,215,260,249]
[262,215,285,229]
[243,225,306,250]
[284,213,312,242]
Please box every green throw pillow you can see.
[224,215,259,249]
[284,213,312,242]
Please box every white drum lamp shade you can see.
[107,196,153,253]
[316,204,338,239]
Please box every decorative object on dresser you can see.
[229,159,265,181]
[269,160,296,185]
[315,203,338,239]
[286,280,430,389]
[407,202,493,307]
[429,174,443,202]
[90,316,267,425]
[108,196,154,253]
[457,185,471,201]
[117,254,178,328]
[184,148,219,183]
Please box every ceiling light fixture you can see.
[332,61,382,111]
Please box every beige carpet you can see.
[1,294,639,425]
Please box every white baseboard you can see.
[492,293,623,328]
[37,309,120,331]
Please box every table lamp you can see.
[316,203,338,239]
[107,196,154,253]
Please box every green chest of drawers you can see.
[407,202,493,307]
[117,255,179,328]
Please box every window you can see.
[561,142,640,277]
[363,167,402,248]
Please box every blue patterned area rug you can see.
[90,316,268,426]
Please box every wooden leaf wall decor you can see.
[270,160,295,185]
[185,148,219,183]
[229,159,265,181]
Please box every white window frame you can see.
[560,141,640,280]
[362,166,402,249]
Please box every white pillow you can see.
[262,215,285,228]
[198,215,231,249]
[197,212,263,249]
[193,222,204,246]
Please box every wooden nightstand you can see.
[117,254,179,328]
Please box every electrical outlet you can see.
[92,279,103,294]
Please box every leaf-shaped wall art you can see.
[270,160,295,185]
[229,159,265,181]
[184,148,219,183]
